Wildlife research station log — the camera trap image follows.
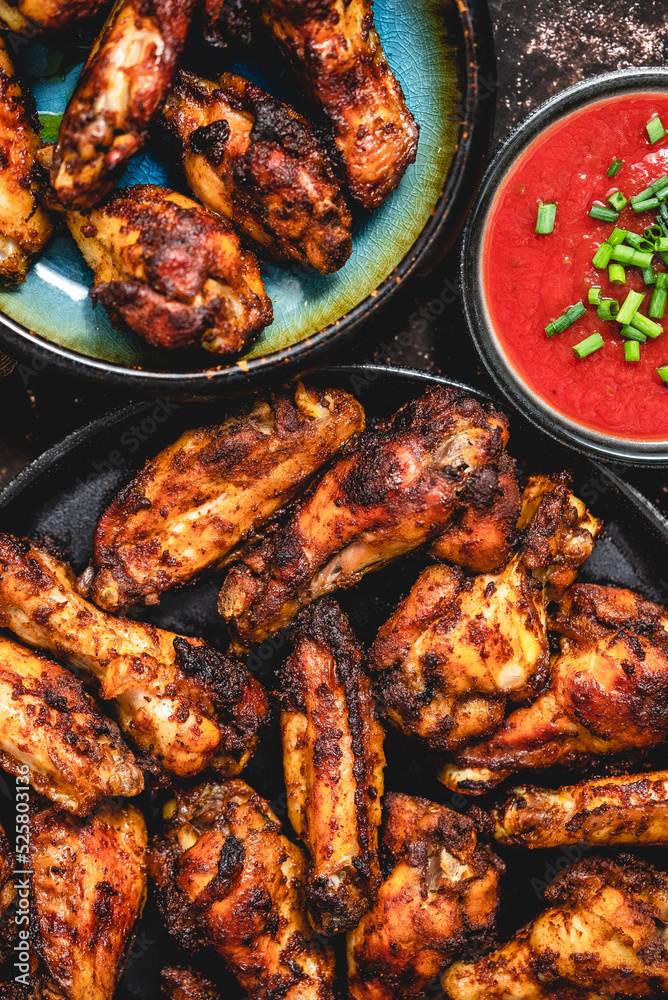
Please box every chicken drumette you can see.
[51,0,197,208]
[31,802,146,1000]
[65,184,272,354]
[0,534,270,779]
[441,584,668,795]
[347,793,503,1000]
[148,781,336,1000]
[280,599,385,935]
[219,387,511,650]
[442,855,668,999]
[249,0,419,209]
[0,0,108,33]
[84,383,365,612]
[0,36,52,283]
[164,71,353,274]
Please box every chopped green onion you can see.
[610,245,653,268]
[545,300,586,338]
[607,158,623,177]
[592,242,614,268]
[624,340,640,361]
[660,203,668,223]
[657,272,668,289]
[608,263,625,285]
[621,325,647,343]
[608,227,627,245]
[536,201,557,234]
[624,231,654,252]
[630,312,663,339]
[597,298,620,320]
[645,224,663,239]
[657,365,668,383]
[633,176,668,205]
[655,237,668,251]
[649,285,667,319]
[617,289,645,324]
[607,191,628,212]
[588,286,603,305]
[633,197,660,213]
[573,333,605,359]
[647,115,666,144]
[589,204,619,223]
[643,265,657,285]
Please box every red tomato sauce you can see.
[483,92,668,440]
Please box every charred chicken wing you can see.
[250,0,419,209]
[84,383,365,612]
[0,534,270,779]
[493,770,668,849]
[51,0,197,208]
[440,584,668,795]
[148,781,336,1000]
[31,801,147,1000]
[442,855,668,999]
[0,635,142,814]
[346,792,503,1000]
[66,184,272,354]
[0,0,108,33]
[280,599,385,935]
[0,37,52,283]
[219,387,510,650]
[164,71,353,274]
[161,966,220,1000]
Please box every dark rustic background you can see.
[1,0,667,503]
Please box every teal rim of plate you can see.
[0,0,461,369]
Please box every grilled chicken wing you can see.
[65,184,272,354]
[250,0,419,209]
[84,383,365,612]
[442,855,668,999]
[0,534,269,779]
[493,770,668,849]
[164,71,353,274]
[31,801,147,1000]
[0,0,108,33]
[51,0,197,208]
[219,387,510,650]
[346,793,503,1000]
[148,781,336,1000]
[0,634,142,814]
[440,584,668,795]
[280,599,385,935]
[161,966,220,1000]
[0,37,52,283]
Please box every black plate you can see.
[1,364,668,997]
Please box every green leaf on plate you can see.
[38,112,63,143]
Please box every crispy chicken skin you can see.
[161,966,220,1000]
[250,0,419,210]
[0,534,270,779]
[440,584,668,795]
[51,0,197,208]
[66,184,272,354]
[31,802,147,1000]
[164,71,353,274]
[201,0,252,47]
[0,0,108,33]
[219,387,510,650]
[493,770,668,849]
[346,793,503,1000]
[280,599,385,935]
[84,384,365,612]
[0,37,52,283]
[0,635,142,814]
[429,453,521,573]
[442,855,668,999]
[148,781,336,1000]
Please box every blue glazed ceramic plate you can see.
[0,0,495,396]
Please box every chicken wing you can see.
[66,184,272,354]
[493,770,668,849]
[0,534,270,779]
[201,0,251,47]
[164,71,353,274]
[83,383,365,612]
[440,584,668,795]
[161,966,220,1000]
[0,0,108,33]
[280,599,385,935]
[250,0,419,209]
[0,37,52,283]
[0,824,15,964]
[31,801,147,1000]
[148,781,336,1000]
[219,387,510,650]
[442,855,668,999]
[0,634,142,814]
[51,0,197,208]
[346,792,503,1000]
